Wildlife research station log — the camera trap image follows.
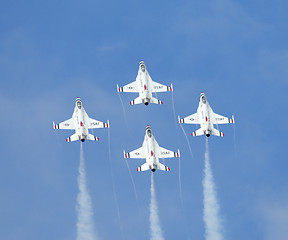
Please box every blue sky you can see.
[0,0,288,239]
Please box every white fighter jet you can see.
[178,92,234,137]
[53,97,109,142]
[117,60,173,105]
[124,125,180,172]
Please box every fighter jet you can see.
[53,97,109,142]
[178,92,234,137]
[117,60,173,105]
[124,125,180,172]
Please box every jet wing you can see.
[54,118,74,129]
[179,113,200,124]
[83,111,109,129]
[213,113,234,124]
[159,147,180,159]
[118,81,139,93]
[152,81,173,92]
[88,118,109,129]
[124,147,145,159]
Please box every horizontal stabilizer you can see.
[157,163,170,171]
[150,97,163,105]
[66,133,79,142]
[191,128,204,137]
[212,128,224,137]
[137,163,150,172]
[86,134,100,141]
[130,97,143,105]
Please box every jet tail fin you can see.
[137,163,150,172]
[66,133,79,142]
[86,134,100,141]
[191,128,204,137]
[212,128,224,137]
[157,163,170,171]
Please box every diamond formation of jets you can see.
[178,92,234,137]
[53,97,109,142]
[124,125,180,172]
[117,60,173,105]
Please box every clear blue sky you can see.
[0,0,288,239]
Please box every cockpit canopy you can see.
[141,64,145,72]
[77,101,82,109]
[201,96,207,104]
[147,129,152,138]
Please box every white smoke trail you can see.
[117,91,139,204]
[107,128,126,240]
[117,91,130,133]
[179,123,194,159]
[76,143,97,240]
[150,173,165,240]
[203,138,224,240]
[124,156,139,203]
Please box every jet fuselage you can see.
[74,98,88,142]
[197,93,213,137]
[143,126,160,171]
[137,61,153,105]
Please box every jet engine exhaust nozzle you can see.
[205,130,211,137]
[144,98,150,105]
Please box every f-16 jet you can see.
[53,97,109,142]
[117,60,173,105]
[178,92,234,137]
[124,125,180,172]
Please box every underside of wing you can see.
[152,81,173,93]
[159,147,180,158]
[118,81,139,93]
[124,147,145,159]
[83,111,109,129]
[179,113,200,124]
[213,112,234,124]
[54,118,74,129]
[88,118,109,129]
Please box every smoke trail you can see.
[203,138,223,240]
[117,91,130,133]
[124,157,139,203]
[233,123,237,159]
[107,128,125,240]
[179,123,194,159]
[171,91,179,129]
[76,143,97,240]
[150,173,165,240]
[117,91,139,204]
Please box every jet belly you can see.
[138,73,152,105]
[199,104,213,137]
[144,135,158,172]
[76,108,88,142]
